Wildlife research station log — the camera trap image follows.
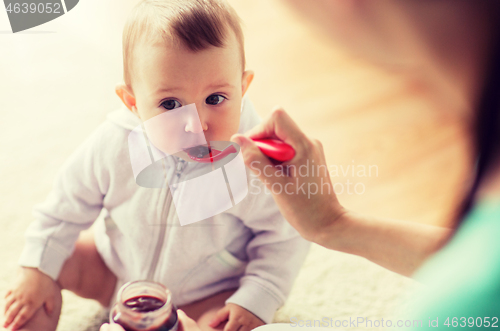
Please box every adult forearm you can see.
[315,210,453,277]
[234,109,453,277]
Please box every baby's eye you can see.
[161,99,182,110]
[206,94,226,106]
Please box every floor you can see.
[0,0,471,330]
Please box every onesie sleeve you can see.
[18,123,110,280]
[225,97,311,323]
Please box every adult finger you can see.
[231,134,286,187]
[245,108,307,150]
[100,323,126,331]
[177,309,200,331]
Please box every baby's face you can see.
[130,31,249,158]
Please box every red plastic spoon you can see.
[252,138,295,162]
[186,144,237,163]
[185,139,295,163]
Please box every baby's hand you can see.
[3,267,59,330]
[208,303,264,331]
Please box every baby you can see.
[2,0,309,330]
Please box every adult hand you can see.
[232,107,452,276]
[100,309,201,331]
[231,107,346,244]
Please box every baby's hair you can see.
[122,0,245,89]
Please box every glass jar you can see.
[110,281,178,331]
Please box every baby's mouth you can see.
[185,145,212,159]
[184,143,237,163]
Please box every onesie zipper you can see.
[147,158,187,281]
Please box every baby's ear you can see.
[115,84,137,114]
[241,70,254,96]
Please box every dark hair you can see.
[122,0,245,89]
[457,27,500,223]
[170,1,236,52]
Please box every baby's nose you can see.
[184,109,206,133]
[185,117,204,133]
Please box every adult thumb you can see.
[177,310,199,331]
[231,134,285,187]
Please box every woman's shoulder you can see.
[408,198,500,328]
